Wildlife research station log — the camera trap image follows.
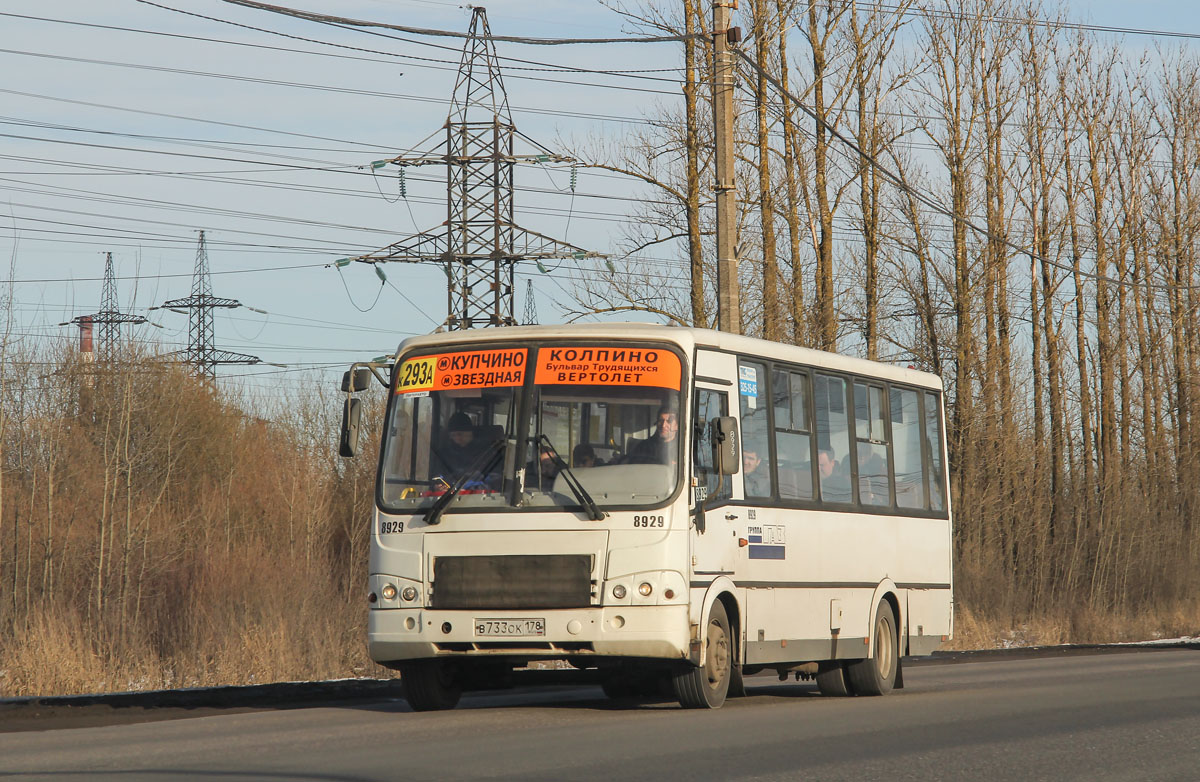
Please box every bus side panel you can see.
[905,587,952,656]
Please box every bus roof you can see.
[393,323,943,391]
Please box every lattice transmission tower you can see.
[523,278,538,325]
[350,7,600,329]
[66,252,147,362]
[158,231,260,380]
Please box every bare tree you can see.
[748,0,782,339]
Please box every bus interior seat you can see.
[476,424,505,448]
[778,463,813,500]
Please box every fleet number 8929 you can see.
[633,515,664,527]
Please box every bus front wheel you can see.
[673,600,732,709]
[845,600,898,696]
[401,659,462,711]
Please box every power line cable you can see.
[6,199,398,245]
[118,3,682,78]
[0,115,383,156]
[0,46,421,102]
[0,130,683,207]
[214,0,695,45]
[0,50,663,126]
[383,276,441,327]
[0,261,329,285]
[0,87,395,148]
[855,1,1200,41]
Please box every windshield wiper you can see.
[424,438,506,525]
[537,435,605,521]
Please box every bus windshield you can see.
[379,344,683,515]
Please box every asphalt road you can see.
[2,649,1198,781]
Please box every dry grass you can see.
[946,600,1200,650]
[0,356,390,698]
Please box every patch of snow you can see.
[1113,635,1197,646]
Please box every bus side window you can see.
[924,392,946,512]
[773,368,813,500]
[854,382,892,507]
[815,374,853,504]
[891,387,925,510]
[693,389,730,502]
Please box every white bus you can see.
[340,323,952,710]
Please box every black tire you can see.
[728,664,747,698]
[815,660,853,697]
[673,600,732,709]
[401,659,462,712]
[845,600,898,696]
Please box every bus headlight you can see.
[381,583,398,601]
[401,585,418,602]
[638,582,653,597]
[611,584,627,599]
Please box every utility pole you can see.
[157,231,260,381]
[349,7,601,330]
[66,252,147,362]
[713,1,742,334]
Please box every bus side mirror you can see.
[340,398,362,458]
[342,368,373,392]
[711,416,740,475]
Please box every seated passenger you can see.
[626,406,679,466]
[818,446,852,503]
[573,443,599,468]
[742,447,771,497]
[526,444,560,490]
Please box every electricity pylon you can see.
[158,231,260,380]
[349,7,600,329]
[66,252,147,362]
[523,278,538,325]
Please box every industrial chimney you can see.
[77,316,95,363]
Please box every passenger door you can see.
[690,350,740,578]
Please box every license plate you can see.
[474,618,546,637]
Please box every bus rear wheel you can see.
[673,600,732,709]
[845,600,898,696]
[815,661,853,697]
[401,659,462,711]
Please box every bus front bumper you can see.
[369,604,690,664]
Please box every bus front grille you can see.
[431,554,593,609]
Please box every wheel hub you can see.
[706,621,729,687]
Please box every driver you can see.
[440,412,479,478]
[627,406,679,466]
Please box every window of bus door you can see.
[523,346,683,511]
[854,381,892,508]
[738,360,771,500]
[772,367,814,500]
[693,388,731,504]
[379,347,526,514]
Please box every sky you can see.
[0,0,1196,401]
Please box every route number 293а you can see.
[633,515,664,527]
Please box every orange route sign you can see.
[395,348,527,394]
[534,346,681,389]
